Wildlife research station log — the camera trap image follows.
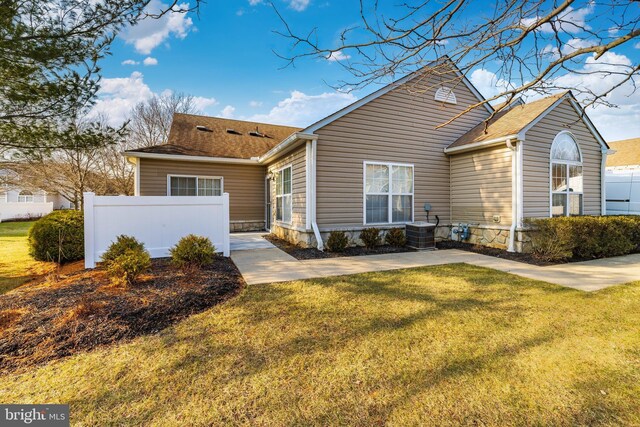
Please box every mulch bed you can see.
[264,234,416,260]
[436,240,559,266]
[0,257,244,374]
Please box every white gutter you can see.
[443,134,519,155]
[258,132,318,164]
[506,137,518,252]
[123,151,260,165]
[310,138,323,250]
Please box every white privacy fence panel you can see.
[0,202,53,222]
[84,192,230,268]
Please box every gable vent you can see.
[196,125,213,132]
[226,128,242,135]
[434,87,457,105]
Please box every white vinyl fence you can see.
[0,202,53,222]
[84,192,230,268]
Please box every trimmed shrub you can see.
[170,234,216,269]
[105,248,151,286]
[359,227,381,249]
[526,218,574,262]
[101,235,146,265]
[101,235,151,286]
[385,228,406,247]
[326,230,349,252]
[28,210,84,264]
[527,216,639,262]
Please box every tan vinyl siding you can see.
[138,158,266,222]
[450,146,512,225]
[267,145,307,229]
[314,73,490,228]
[523,99,602,218]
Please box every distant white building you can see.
[0,169,74,221]
[606,138,640,215]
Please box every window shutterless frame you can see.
[549,131,584,217]
[274,164,293,225]
[166,174,223,196]
[363,161,415,225]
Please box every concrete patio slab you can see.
[231,245,640,291]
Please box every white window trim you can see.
[166,174,224,196]
[274,164,293,225]
[549,131,584,217]
[363,161,415,225]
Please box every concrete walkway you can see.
[231,247,640,291]
[230,232,275,251]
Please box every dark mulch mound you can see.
[264,234,415,260]
[0,257,244,374]
[437,240,557,266]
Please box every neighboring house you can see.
[0,188,73,222]
[606,138,640,170]
[124,59,610,253]
[605,137,640,215]
[0,170,74,221]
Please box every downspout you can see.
[506,138,517,252]
[310,138,324,250]
[601,147,608,215]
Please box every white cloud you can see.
[551,51,639,141]
[522,2,594,34]
[90,73,217,125]
[469,68,514,102]
[248,90,357,126]
[91,72,154,124]
[288,0,310,12]
[560,38,596,55]
[121,59,140,66]
[248,0,263,5]
[121,0,193,54]
[193,96,218,111]
[326,50,351,62]
[635,42,640,49]
[249,100,263,108]
[143,57,158,66]
[219,105,236,119]
[540,44,560,60]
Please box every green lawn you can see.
[1,265,638,426]
[0,221,54,294]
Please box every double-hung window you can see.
[275,165,292,223]
[364,162,414,224]
[550,132,583,216]
[168,175,222,196]
[18,191,34,203]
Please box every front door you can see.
[265,177,272,231]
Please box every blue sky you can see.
[92,0,640,141]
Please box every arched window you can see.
[18,190,34,203]
[550,132,583,217]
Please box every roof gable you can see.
[303,56,494,134]
[446,92,608,153]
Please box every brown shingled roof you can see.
[127,113,301,159]
[447,92,567,150]
[607,137,640,167]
